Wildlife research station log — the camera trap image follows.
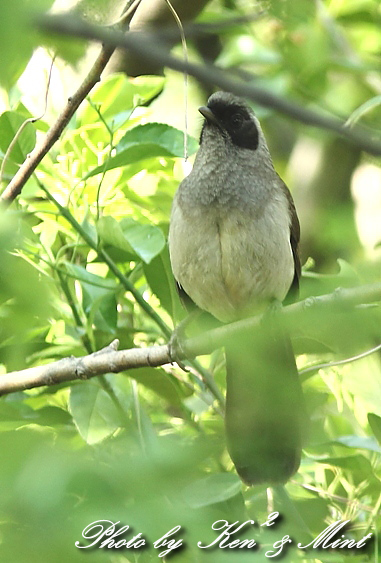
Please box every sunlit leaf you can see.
[84,123,198,178]
[80,73,165,127]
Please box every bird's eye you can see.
[230,113,244,128]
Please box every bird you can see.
[168,91,307,485]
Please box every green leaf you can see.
[182,473,242,508]
[116,123,196,156]
[64,263,118,332]
[81,73,165,127]
[0,401,69,431]
[120,217,165,264]
[63,262,117,290]
[368,413,381,446]
[143,246,180,318]
[317,454,374,476]
[97,216,165,263]
[342,354,381,418]
[131,367,186,407]
[0,111,36,167]
[335,435,381,453]
[69,381,123,444]
[0,0,55,87]
[269,0,315,27]
[97,215,136,257]
[84,123,198,178]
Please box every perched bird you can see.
[168,91,306,485]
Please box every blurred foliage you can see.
[0,0,381,562]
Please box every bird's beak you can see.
[198,106,221,128]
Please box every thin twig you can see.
[37,180,172,338]
[300,342,381,378]
[0,55,56,184]
[115,0,142,26]
[34,179,223,405]
[297,482,374,514]
[164,0,189,160]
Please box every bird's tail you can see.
[225,317,307,485]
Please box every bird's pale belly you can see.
[169,203,294,323]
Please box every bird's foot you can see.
[168,311,201,372]
[260,299,282,327]
[168,328,188,373]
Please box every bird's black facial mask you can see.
[199,100,259,151]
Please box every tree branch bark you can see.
[1,282,380,397]
[107,0,211,76]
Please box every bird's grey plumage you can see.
[169,91,306,484]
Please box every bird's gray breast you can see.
[169,177,294,323]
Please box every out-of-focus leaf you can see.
[335,435,381,453]
[0,0,55,87]
[69,381,123,444]
[131,367,187,407]
[368,413,381,446]
[0,212,52,370]
[317,454,374,476]
[0,401,69,430]
[269,0,315,26]
[343,354,381,417]
[182,473,242,508]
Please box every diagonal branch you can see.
[1,282,380,397]
[0,1,142,206]
[37,13,381,155]
[0,45,115,205]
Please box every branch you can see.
[37,13,381,155]
[0,45,115,205]
[183,282,381,357]
[107,0,211,76]
[0,0,142,206]
[1,282,380,397]
[0,339,170,397]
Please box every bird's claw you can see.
[168,324,190,373]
